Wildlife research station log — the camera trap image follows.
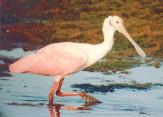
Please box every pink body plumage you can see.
[9,43,87,76]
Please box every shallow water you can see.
[0,48,163,117]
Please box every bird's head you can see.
[103,16,146,58]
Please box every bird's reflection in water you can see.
[48,102,98,117]
[6,101,99,117]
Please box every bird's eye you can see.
[116,21,119,23]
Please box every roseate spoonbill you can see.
[9,16,146,104]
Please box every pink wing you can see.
[9,43,87,76]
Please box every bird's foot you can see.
[80,93,102,103]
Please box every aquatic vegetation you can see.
[71,83,153,93]
[86,59,141,72]
[6,102,45,107]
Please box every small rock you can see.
[120,71,129,74]
[24,85,27,88]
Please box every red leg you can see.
[48,76,63,105]
[56,79,102,103]
[56,78,81,96]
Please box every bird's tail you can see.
[9,54,36,73]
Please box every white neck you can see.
[102,27,115,47]
[85,25,116,67]
[97,26,115,58]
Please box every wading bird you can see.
[9,16,146,105]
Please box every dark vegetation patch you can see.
[0,56,16,77]
[6,102,45,107]
[85,59,141,72]
[0,56,16,64]
[71,83,153,93]
[0,64,11,77]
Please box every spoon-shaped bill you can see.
[119,24,146,58]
